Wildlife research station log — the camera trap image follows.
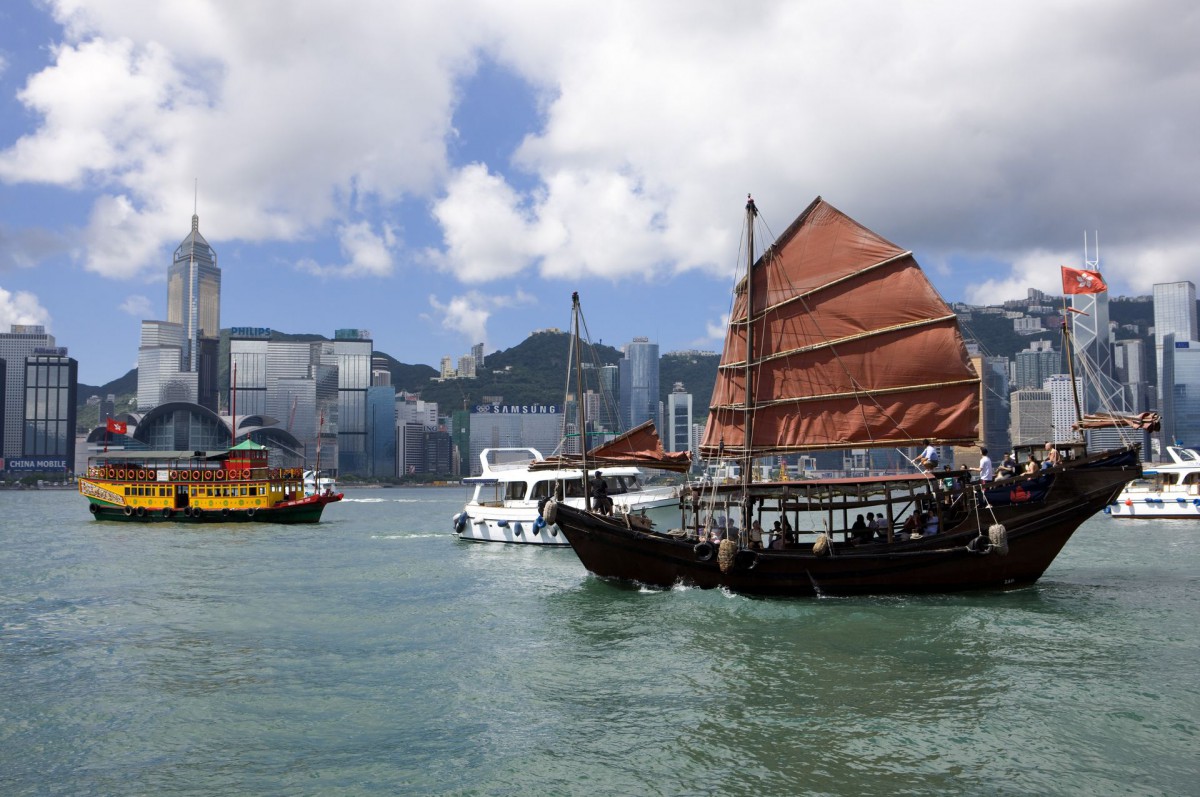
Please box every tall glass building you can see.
[666,382,693,453]
[137,321,192,409]
[333,330,373,476]
[619,337,659,432]
[0,324,56,459]
[1154,282,1199,447]
[167,212,220,410]
[22,352,77,467]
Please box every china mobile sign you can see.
[5,457,69,472]
[473,404,560,414]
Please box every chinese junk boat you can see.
[548,196,1142,596]
[79,440,343,523]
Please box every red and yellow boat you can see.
[78,440,343,523]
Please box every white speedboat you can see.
[303,469,337,497]
[1109,446,1200,518]
[452,448,681,545]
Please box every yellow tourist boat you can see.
[78,440,343,523]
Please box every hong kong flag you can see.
[1061,266,1108,295]
[106,417,127,435]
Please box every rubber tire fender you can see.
[694,542,714,562]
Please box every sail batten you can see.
[701,197,980,456]
[719,314,962,369]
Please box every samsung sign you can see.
[6,457,69,472]
[473,404,560,414]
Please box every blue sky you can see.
[0,1,1197,385]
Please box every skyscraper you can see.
[1154,282,1199,446]
[22,352,77,468]
[619,337,659,432]
[137,320,193,409]
[166,210,221,410]
[665,382,693,454]
[0,324,56,459]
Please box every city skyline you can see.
[1,2,1197,386]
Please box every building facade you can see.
[665,382,693,454]
[0,324,57,460]
[619,337,659,432]
[18,351,77,472]
[166,211,220,410]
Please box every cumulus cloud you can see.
[1,0,1198,301]
[297,222,397,278]
[0,287,51,328]
[428,289,536,349]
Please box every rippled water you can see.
[1,488,1196,796]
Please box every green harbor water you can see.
[1,487,1196,796]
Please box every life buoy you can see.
[216,470,225,480]
[123,505,133,517]
[694,542,714,561]
[169,471,178,480]
[117,469,127,480]
[543,499,558,525]
[203,470,213,481]
[243,469,251,480]
[191,470,201,481]
[107,468,115,479]
[135,506,146,517]
[140,470,148,481]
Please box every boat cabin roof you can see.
[89,450,249,464]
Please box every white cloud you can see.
[118,294,153,317]
[0,287,51,328]
[428,289,536,349]
[296,222,397,278]
[1,0,1197,299]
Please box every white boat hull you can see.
[454,490,680,546]
[1108,446,1200,519]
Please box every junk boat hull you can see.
[552,449,1139,596]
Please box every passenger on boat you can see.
[1024,455,1040,476]
[780,515,796,544]
[915,439,939,470]
[901,510,922,540]
[923,512,939,536]
[973,447,994,483]
[769,533,786,550]
[869,512,889,541]
[1045,442,1062,467]
[997,452,1017,479]
[850,514,871,544]
[749,520,764,550]
[589,471,612,515]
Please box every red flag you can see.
[1062,266,1107,295]
[106,417,127,435]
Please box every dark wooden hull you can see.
[553,450,1140,596]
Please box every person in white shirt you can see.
[974,447,994,483]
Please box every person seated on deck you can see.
[1024,455,1040,476]
[769,532,786,550]
[780,515,796,544]
[900,510,922,541]
[923,512,940,536]
[749,520,764,550]
[1045,441,1062,468]
[997,452,1017,479]
[915,439,939,470]
[869,512,889,542]
[850,513,871,544]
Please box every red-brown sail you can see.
[700,197,980,456]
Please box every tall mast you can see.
[572,292,591,510]
[742,196,758,489]
[741,196,757,538]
